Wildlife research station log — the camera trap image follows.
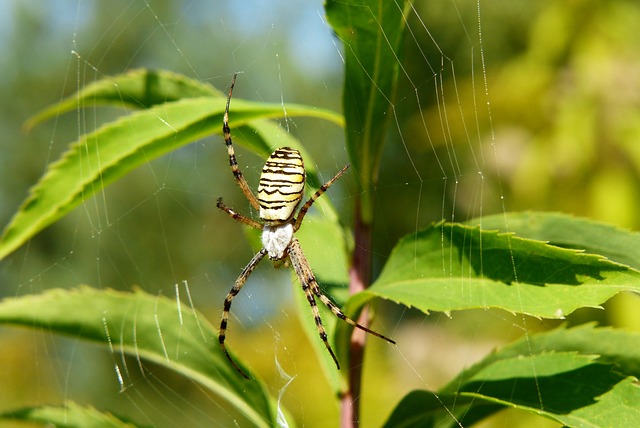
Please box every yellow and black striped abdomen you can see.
[258,147,305,223]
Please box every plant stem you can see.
[341,202,372,428]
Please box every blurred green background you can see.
[0,0,639,426]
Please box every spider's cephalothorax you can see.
[216,74,396,379]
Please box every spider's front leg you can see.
[222,74,260,210]
[216,198,263,230]
[294,164,350,231]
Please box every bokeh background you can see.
[1,0,639,426]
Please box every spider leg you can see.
[313,286,396,344]
[288,241,341,369]
[223,74,260,211]
[294,164,350,231]
[217,198,263,229]
[219,248,268,379]
[289,238,396,348]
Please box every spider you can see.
[216,74,396,379]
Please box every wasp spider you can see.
[216,74,396,378]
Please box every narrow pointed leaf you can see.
[348,221,640,319]
[1,401,139,428]
[443,323,640,389]
[474,211,640,270]
[0,287,277,427]
[1,97,342,260]
[325,0,411,222]
[385,325,640,427]
[25,68,219,130]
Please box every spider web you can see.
[0,0,635,427]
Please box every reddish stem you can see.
[341,204,372,428]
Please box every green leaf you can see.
[25,68,220,130]
[390,355,640,428]
[443,323,640,390]
[1,96,343,260]
[1,401,139,428]
[381,390,473,428]
[474,211,640,270]
[350,221,640,319]
[0,286,278,427]
[325,0,411,223]
[385,325,640,427]
[296,218,350,287]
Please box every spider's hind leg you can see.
[219,248,268,379]
[288,237,396,363]
[314,290,396,345]
[298,275,341,369]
